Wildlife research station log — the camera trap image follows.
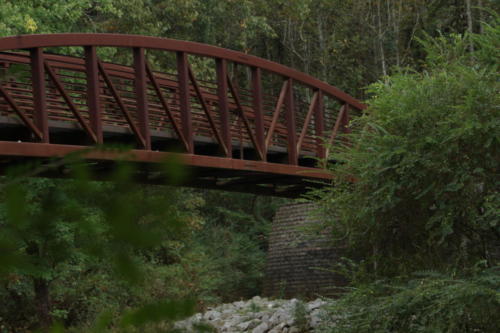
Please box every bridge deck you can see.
[0,34,365,197]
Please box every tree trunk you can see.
[465,0,474,52]
[34,278,52,329]
[478,0,484,34]
[26,241,52,329]
[377,0,387,76]
[394,0,402,67]
[317,15,327,81]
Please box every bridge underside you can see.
[0,112,331,197]
[0,140,330,198]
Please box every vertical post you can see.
[177,52,193,153]
[30,48,48,142]
[85,46,102,144]
[315,90,325,160]
[0,62,8,113]
[285,78,297,165]
[216,59,231,157]
[133,47,150,150]
[252,67,265,160]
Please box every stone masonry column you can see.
[263,202,346,299]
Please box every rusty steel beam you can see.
[84,46,103,144]
[0,141,333,180]
[133,47,151,150]
[176,51,193,153]
[285,79,297,165]
[30,48,49,142]
[315,90,326,160]
[251,67,265,161]
[216,59,231,157]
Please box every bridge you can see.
[0,34,365,197]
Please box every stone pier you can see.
[263,202,346,298]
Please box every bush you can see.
[320,268,500,333]
[311,17,500,333]
[311,23,499,280]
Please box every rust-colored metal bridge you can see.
[0,34,365,197]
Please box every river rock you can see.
[175,297,331,332]
[204,310,221,321]
[252,322,269,333]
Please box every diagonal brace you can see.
[325,104,347,158]
[97,59,146,148]
[296,90,318,156]
[0,85,43,140]
[265,79,289,150]
[226,74,264,161]
[145,62,189,152]
[44,61,98,143]
[188,65,228,156]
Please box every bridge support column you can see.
[263,202,346,299]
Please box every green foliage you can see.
[194,226,266,301]
[248,301,262,313]
[292,300,309,331]
[0,153,197,331]
[321,268,500,333]
[0,1,498,331]
[0,157,279,330]
[311,25,499,280]
[0,0,116,36]
[3,0,498,97]
[120,299,194,327]
[195,191,286,301]
[128,190,281,311]
[311,19,500,333]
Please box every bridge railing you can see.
[0,34,365,166]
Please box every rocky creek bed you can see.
[174,296,332,332]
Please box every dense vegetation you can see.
[312,24,499,279]
[0,0,498,331]
[0,159,284,331]
[2,0,498,95]
[311,14,499,333]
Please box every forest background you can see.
[0,0,498,332]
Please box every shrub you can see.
[311,23,499,280]
[321,268,500,333]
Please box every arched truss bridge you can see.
[0,34,366,197]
